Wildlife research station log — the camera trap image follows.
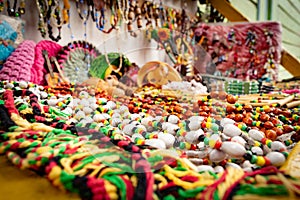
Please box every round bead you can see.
[256,156,266,166]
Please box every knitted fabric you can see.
[31,40,62,85]
[0,20,18,70]
[57,41,100,83]
[0,40,36,82]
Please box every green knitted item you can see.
[89,52,131,79]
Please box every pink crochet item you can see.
[31,40,62,85]
[0,40,36,82]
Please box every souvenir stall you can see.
[0,1,300,200]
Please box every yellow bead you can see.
[256,156,266,166]
[185,143,191,150]
[209,140,216,148]
[254,141,260,147]
[237,106,243,111]
[256,121,261,127]
[263,105,269,110]
[238,124,242,129]
[266,139,272,146]
[206,122,212,129]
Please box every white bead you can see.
[226,162,242,169]
[88,97,97,104]
[79,91,89,99]
[220,118,235,127]
[162,122,179,135]
[48,99,58,106]
[214,166,224,173]
[141,116,154,127]
[90,103,99,110]
[188,116,204,123]
[242,160,253,168]
[271,141,287,152]
[5,82,14,89]
[106,101,116,109]
[189,158,204,165]
[118,105,128,113]
[221,141,246,158]
[102,113,111,120]
[98,98,107,104]
[158,132,175,148]
[40,91,48,99]
[209,149,227,162]
[145,139,166,149]
[83,107,93,115]
[231,136,247,147]
[154,116,163,122]
[251,146,263,156]
[62,107,73,115]
[188,120,201,131]
[266,152,286,167]
[110,117,122,127]
[136,124,147,132]
[112,113,121,119]
[123,124,136,136]
[248,129,265,141]
[93,114,105,122]
[130,114,141,121]
[185,130,201,144]
[223,124,242,137]
[19,81,28,88]
[80,99,90,107]
[75,110,85,120]
[168,115,179,124]
[196,165,215,173]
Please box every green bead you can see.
[179,142,185,149]
[204,137,210,145]
[211,123,219,132]
[250,155,257,164]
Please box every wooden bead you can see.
[226,94,237,104]
[264,121,274,129]
[234,113,244,122]
[259,113,270,122]
[265,129,277,140]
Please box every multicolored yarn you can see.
[31,40,62,85]
[1,81,300,200]
[0,40,36,82]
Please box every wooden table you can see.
[0,156,79,200]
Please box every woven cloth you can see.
[0,40,36,82]
[31,40,62,85]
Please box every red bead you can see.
[215,140,222,150]
[264,156,271,166]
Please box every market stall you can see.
[0,1,300,200]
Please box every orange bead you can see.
[265,129,277,140]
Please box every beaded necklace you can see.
[46,0,62,42]
[6,0,25,17]
[36,0,47,38]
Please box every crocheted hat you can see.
[31,40,62,85]
[0,20,18,70]
[0,40,36,82]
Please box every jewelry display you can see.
[6,0,25,17]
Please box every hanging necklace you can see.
[46,0,62,42]
[36,0,47,38]
[6,0,25,17]
[62,0,70,24]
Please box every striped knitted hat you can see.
[0,40,36,82]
